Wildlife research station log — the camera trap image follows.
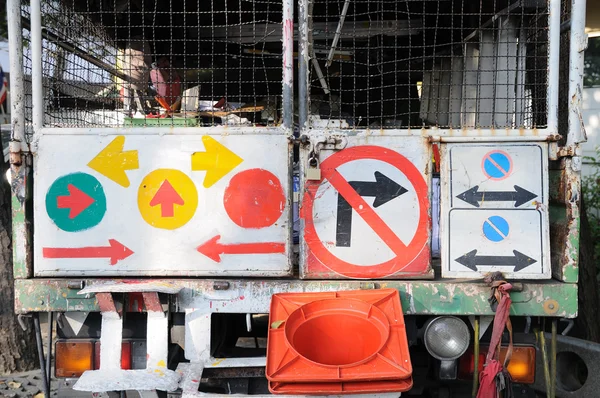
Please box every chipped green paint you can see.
[547,164,580,283]
[11,164,31,279]
[557,163,581,283]
[548,169,563,203]
[15,279,578,318]
[549,204,567,223]
[563,214,580,283]
[11,194,28,279]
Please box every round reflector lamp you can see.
[424,316,470,360]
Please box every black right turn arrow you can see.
[336,171,407,247]
[455,249,537,272]
[456,185,537,208]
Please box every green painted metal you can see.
[556,163,581,283]
[14,279,578,318]
[547,166,580,283]
[562,214,580,283]
[11,165,31,279]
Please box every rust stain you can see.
[543,299,560,315]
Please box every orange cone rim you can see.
[266,288,412,383]
[284,298,391,368]
[268,377,414,395]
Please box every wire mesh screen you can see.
[21,4,34,139]
[307,0,550,130]
[26,0,284,128]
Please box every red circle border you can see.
[302,145,430,278]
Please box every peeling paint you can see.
[14,279,579,318]
[11,161,31,279]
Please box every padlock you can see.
[306,151,321,181]
[306,167,322,181]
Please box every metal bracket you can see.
[305,134,348,181]
[17,314,31,331]
[311,134,348,152]
[555,145,580,158]
[9,140,22,166]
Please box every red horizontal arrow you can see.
[197,235,285,263]
[57,184,95,219]
[43,239,134,265]
[149,180,184,217]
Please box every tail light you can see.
[55,340,133,378]
[55,341,94,378]
[458,345,536,384]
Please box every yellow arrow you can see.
[88,136,139,188]
[191,136,243,188]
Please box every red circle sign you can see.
[302,146,430,278]
[223,168,285,229]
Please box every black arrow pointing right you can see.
[455,249,537,272]
[456,185,537,208]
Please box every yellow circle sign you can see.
[138,169,198,230]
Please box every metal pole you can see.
[537,329,552,395]
[567,0,587,146]
[6,0,26,145]
[550,319,557,398]
[46,312,53,389]
[30,0,44,132]
[33,314,50,398]
[546,0,560,135]
[326,0,350,67]
[282,0,294,131]
[471,316,480,398]
[298,0,309,130]
[7,0,31,280]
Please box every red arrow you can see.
[149,180,184,217]
[57,184,95,219]
[43,239,134,265]
[197,235,285,263]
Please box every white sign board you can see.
[441,143,550,279]
[300,135,432,279]
[34,132,291,276]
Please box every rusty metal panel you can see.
[299,134,432,279]
[14,279,578,318]
[548,160,580,282]
[33,129,292,277]
[441,143,551,279]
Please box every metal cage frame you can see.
[298,0,562,140]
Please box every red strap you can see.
[486,283,512,363]
[477,282,513,398]
[477,359,503,398]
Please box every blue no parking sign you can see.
[482,215,509,242]
[482,150,512,180]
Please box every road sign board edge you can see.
[301,145,431,279]
[444,208,550,279]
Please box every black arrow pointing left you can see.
[455,249,537,272]
[336,171,408,247]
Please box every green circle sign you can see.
[46,173,107,232]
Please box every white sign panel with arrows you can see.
[441,143,551,279]
[33,131,291,277]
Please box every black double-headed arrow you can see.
[455,249,537,272]
[456,185,537,208]
[336,171,407,247]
